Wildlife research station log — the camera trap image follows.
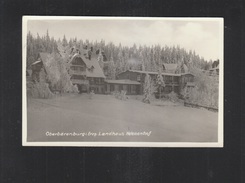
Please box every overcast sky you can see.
[27,17,223,61]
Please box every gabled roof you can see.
[30,52,50,71]
[38,52,51,65]
[162,63,178,71]
[182,64,189,73]
[37,52,58,77]
[69,53,105,78]
[163,63,189,74]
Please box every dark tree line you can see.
[27,30,214,73]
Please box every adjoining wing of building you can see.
[116,69,194,96]
[29,48,195,96]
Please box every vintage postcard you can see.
[22,16,223,147]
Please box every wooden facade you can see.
[117,70,195,95]
[30,53,53,84]
[104,80,141,95]
[69,53,106,94]
[209,66,219,76]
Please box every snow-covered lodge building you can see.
[68,47,194,95]
[69,48,145,95]
[69,51,106,93]
[30,52,48,82]
[30,49,195,96]
[209,65,219,76]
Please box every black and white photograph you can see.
[22,16,223,147]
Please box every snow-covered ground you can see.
[27,94,218,142]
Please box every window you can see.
[173,76,178,83]
[131,85,136,94]
[191,76,194,82]
[174,86,179,93]
[165,76,170,83]
[137,75,141,81]
[95,78,99,84]
[123,85,127,91]
[104,70,108,76]
[100,78,104,84]
[90,78,94,85]
[80,67,85,71]
[164,86,172,93]
[110,84,114,92]
[115,85,119,91]
[88,66,94,72]
[119,85,123,91]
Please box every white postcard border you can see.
[22,16,224,147]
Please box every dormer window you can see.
[88,66,94,72]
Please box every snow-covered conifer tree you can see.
[98,49,104,69]
[156,69,165,99]
[143,74,154,104]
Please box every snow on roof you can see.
[105,79,141,85]
[37,52,58,77]
[209,65,219,71]
[181,73,194,76]
[126,70,182,76]
[163,63,189,74]
[69,53,105,78]
[162,63,178,71]
[31,60,42,65]
[39,52,50,64]
[183,64,189,73]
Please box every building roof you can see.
[38,52,52,66]
[69,53,105,78]
[182,64,189,73]
[30,52,52,74]
[124,70,182,76]
[38,52,58,76]
[162,63,178,71]
[31,60,42,65]
[105,79,141,85]
[209,65,219,71]
[163,63,189,74]
[181,73,194,76]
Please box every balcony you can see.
[71,79,89,85]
